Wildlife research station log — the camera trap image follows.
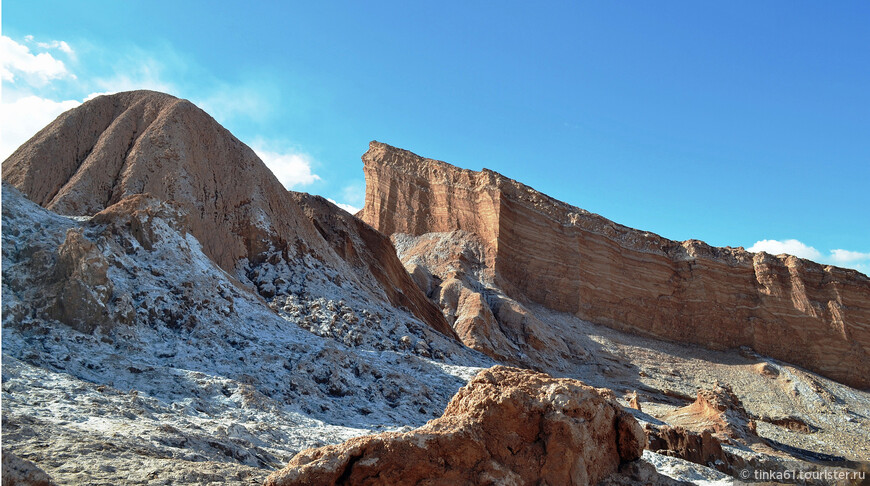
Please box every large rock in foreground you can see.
[265,366,645,486]
[359,141,870,389]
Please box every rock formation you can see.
[360,141,870,389]
[1,451,56,486]
[663,384,757,444]
[265,366,645,486]
[392,230,576,370]
[1,180,486,486]
[1,91,453,340]
[290,193,456,339]
[643,424,741,476]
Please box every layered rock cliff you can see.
[2,91,454,340]
[360,141,870,389]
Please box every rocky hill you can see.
[0,181,487,484]
[360,141,870,389]
[2,91,455,340]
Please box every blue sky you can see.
[2,2,868,272]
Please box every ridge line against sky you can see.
[1,2,868,273]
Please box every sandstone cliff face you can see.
[360,141,870,389]
[265,366,645,486]
[2,91,451,340]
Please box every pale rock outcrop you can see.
[392,231,573,368]
[1,451,56,486]
[2,92,452,340]
[360,141,870,389]
[264,366,645,486]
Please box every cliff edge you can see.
[360,141,870,389]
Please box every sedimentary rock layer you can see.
[360,141,870,389]
[2,91,452,339]
[265,366,645,486]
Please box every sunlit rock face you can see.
[360,141,870,389]
[1,91,455,340]
[265,366,645,486]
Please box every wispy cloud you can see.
[84,51,178,98]
[194,81,279,126]
[1,35,73,85]
[327,199,361,214]
[0,35,83,159]
[317,181,366,215]
[828,249,870,265]
[748,238,869,273]
[340,181,366,207]
[252,145,321,190]
[0,95,81,160]
[25,35,75,56]
[747,239,822,261]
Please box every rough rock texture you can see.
[265,366,645,486]
[663,384,757,444]
[2,183,488,485]
[289,193,457,340]
[644,424,743,476]
[644,386,762,477]
[2,91,452,340]
[360,141,870,389]
[392,231,573,368]
[1,451,56,486]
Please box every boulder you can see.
[265,366,645,486]
[1,451,56,486]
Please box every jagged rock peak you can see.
[360,141,870,389]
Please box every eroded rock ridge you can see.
[360,141,870,389]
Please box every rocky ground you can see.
[391,229,870,483]
[3,92,868,485]
[3,181,869,484]
[1,185,487,485]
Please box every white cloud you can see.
[36,40,74,55]
[747,239,823,260]
[327,199,361,214]
[340,181,366,207]
[87,57,176,97]
[253,147,321,190]
[0,95,81,160]
[828,249,870,264]
[1,35,72,85]
[748,238,870,273]
[1,35,182,159]
[195,84,275,125]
